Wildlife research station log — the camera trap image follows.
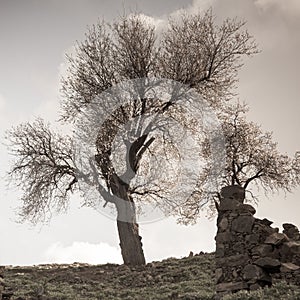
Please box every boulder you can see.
[280,262,300,272]
[215,231,232,243]
[265,232,289,246]
[220,185,245,203]
[254,257,281,272]
[245,233,259,244]
[283,223,300,241]
[253,222,278,239]
[237,204,256,215]
[251,244,273,257]
[280,241,300,258]
[242,264,271,283]
[259,218,273,226]
[232,215,255,233]
[219,198,241,211]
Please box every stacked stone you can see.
[273,224,300,285]
[215,185,258,299]
[215,185,300,299]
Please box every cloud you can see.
[254,0,300,17]
[165,0,215,20]
[190,0,216,12]
[43,241,123,265]
[132,13,164,29]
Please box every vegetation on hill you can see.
[2,252,300,300]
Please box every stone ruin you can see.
[215,185,300,299]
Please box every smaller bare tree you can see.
[178,102,300,224]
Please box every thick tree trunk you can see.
[112,175,146,266]
[117,219,145,266]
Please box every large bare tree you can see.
[7,11,257,266]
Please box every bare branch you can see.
[6,118,77,223]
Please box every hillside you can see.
[2,252,300,300]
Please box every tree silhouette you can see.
[7,11,258,266]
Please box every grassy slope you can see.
[3,253,300,300]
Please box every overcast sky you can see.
[0,0,299,266]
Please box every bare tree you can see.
[7,11,257,266]
[178,102,300,224]
[220,103,300,191]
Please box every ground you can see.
[2,253,300,300]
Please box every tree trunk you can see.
[112,175,146,266]
[117,219,145,266]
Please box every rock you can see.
[254,257,281,272]
[219,217,229,231]
[283,223,300,241]
[232,215,255,233]
[220,185,245,202]
[231,242,247,254]
[265,233,289,246]
[242,264,271,283]
[288,241,300,254]
[215,231,232,243]
[253,222,277,239]
[246,233,259,244]
[237,204,256,215]
[280,241,300,258]
[216,281,248,292]
[260,218,273,226]
[219,198,241,211]
[217,254,249,267]
[251,244,273,257]
[280,262,300,272]
[283,223,296,230]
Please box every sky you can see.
[0,0,299,266]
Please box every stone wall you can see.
[215,185,300,299]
